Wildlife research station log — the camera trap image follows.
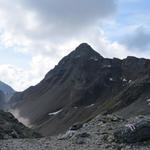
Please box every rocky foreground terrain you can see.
[0,114,150,150]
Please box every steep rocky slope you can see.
[10,43,150,136]
[0,110,41,139]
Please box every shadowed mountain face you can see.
[0,90,5,109]
[11,43,150,136]
[0,81,15,98]
[0,110,41,139]
[0,81,15,110]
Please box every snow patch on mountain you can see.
[48,109,62,116]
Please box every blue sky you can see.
[103,0,150,41]
[0,46,31,68]
[0,0,149,91]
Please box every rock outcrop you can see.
[114,116,150,143]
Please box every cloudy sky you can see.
[0,0,149,91]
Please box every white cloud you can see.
[0,55,58,91]
[0,0,119,90]
[0,0,117,54]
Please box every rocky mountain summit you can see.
[11,43,150,136]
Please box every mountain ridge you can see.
[10,43,150,136]
[0,81,15,109]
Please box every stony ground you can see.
[0,114,150,150]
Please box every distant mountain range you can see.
[10,43,150,136]
[0,81,15,109]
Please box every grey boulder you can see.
[114,116,150,143]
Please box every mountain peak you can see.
[0,81,15,105]
[71,43,103,59]
[76,43,92,50]
[0,81,15,94]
